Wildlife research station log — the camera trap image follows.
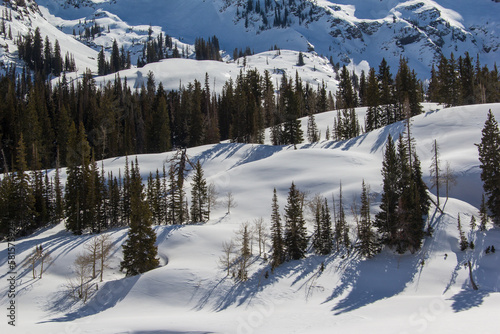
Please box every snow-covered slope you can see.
[93,49,343,94]
[34,0,500,77]
[0,0,98,74]
[1,103,499,333]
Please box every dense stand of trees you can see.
[17,27,76,78]
[0,66,336,173]
[0,136,212,239]
[427,52,500,107]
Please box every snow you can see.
[93,49,340,95]
[28,0,500,80]
[2,102,500,333]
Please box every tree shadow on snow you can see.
[195,255,325,312]
[450,289,490,312]
[40,275,140,323]
[325,249,422,315]
[370,122,405,154]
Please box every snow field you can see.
[2,102,500,333]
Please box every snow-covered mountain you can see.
[35,0,500,76]
[1,102,499,333]
[0,0,499,81]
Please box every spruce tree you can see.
[13,135,35,235]
[477,110,500,224]
[120,160,159,276]
[479,194,489,231]
[375,135,399,245]
[270,188,284,270]
[357,180,378,258]
[190,161,209,223]
[319,198,333,255]
[283,182,307,260]
[365,67,381,131]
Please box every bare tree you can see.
[84,237,100,279]
[67,253,93,303]
[429,139,442,207]
[207,182,219,216]
[219,240,236,276]
[253,217,267,257]
[225,191,237,214]
[24,245,52,279]
[442,161,457,200]
[24,246,41,279]
[38,246,52,279]
[98,234,114,282]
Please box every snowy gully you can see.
[6,221,16,326]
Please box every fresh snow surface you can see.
[1,103,500,333]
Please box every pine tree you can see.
[190,161,209,223]
[365,67,381,131]
[334,182,349,250]
[375,135,399,246]
[283,182,307,260]
[477,110,500,224]
[319,198,333,255]
[457,214,468,251]
[270,188,284,270]
[307,112,319,143]
[53,150,64,223]
[479,193,489,231]
[13,135,35,235]
[65,123,91,234]
[311,195,323,253]
[120,160,159,276]
[297,51,305,66]
[357,181,378,258]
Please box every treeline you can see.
[97,39,131,76]
[427,52,500,106]
[17,27,76,78]
[194,36,221,61]
[136,32,181,68]
[0,67,335,173]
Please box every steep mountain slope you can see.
[35,0,500,77]
[1,103,499,333]
[0,0,98,73]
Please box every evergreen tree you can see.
[283,182,307,260]
[479,193,489,231]
[334,182,350,250]
[65,122,91,234]
[190,161,209,223]
[457,214,469,251]
[375,135,399,245]
[477,110,500,224]
[297,52,305,66]
[365,67,381,131]
[270,188,284,270]
[319,198,333,255]
[13,135,35,235]
[357,180,378,258]
[307,112,319,143]
[120,160,159,276]
[53,150,64,223]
